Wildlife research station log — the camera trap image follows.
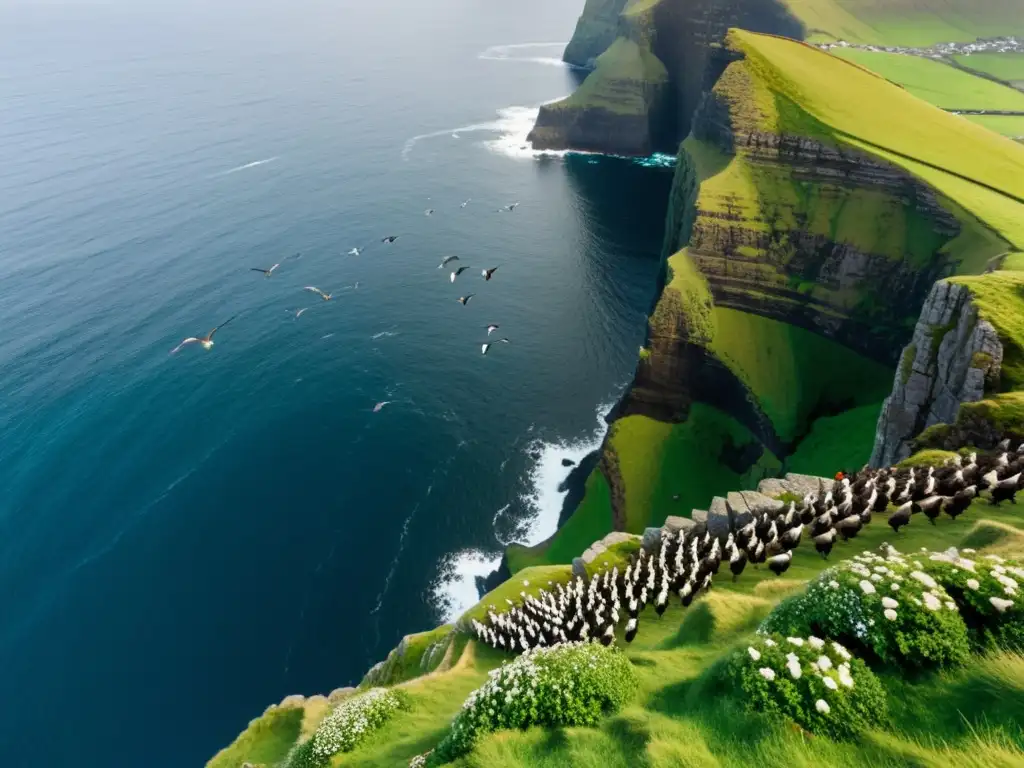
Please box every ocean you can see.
[0,0,672,764]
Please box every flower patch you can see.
[727,633,886,740]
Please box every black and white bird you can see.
[381,235,399,244]
[438,256,460,269]
[304,286,333,301]
[481,338,510,355]
[169,315,237,355]
[451,266,472,283]
[482,267,499,281]
[425,208,434,216]
[486,324,500,335]
[457,294,475,306]
[250,263,280,277]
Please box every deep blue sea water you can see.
[0,1,672,764]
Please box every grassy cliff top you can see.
[729,29,1024,249]
[548,37,669,116]
[950,271,1024,390]
[783,0,1024,46]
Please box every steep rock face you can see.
[529,37,671,155]
[871,281,1004,466]
[530,0,803,155]
[675,57,964,362]
[563,0,631,68]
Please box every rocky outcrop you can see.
[572,530,642,576]
[563,0,631,68]
[870,280,1004,466]
[529,37,671,156]
[531,0,803,155]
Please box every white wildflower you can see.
[824,676,838,690]
[911,571,938,589]
[967,578,981,591]
[891,583,900,592]
[763,638,776,647]
[815,699,831,714]
[838,664,854,689]
[884,609,898,621]
[882,596,898,609]
[787,660,802,679]
[922,593,942,611]
[748,647,761,661]
[990,597,1014,613]
[859,580,876,595]
[759,667,776,681]
[808,636,825,650]
[523,579,530,586]
[829,580,840,590]
[786,637,805,647]
[946,601,957,610]
[817,655,833,671]
[832,642,851,660]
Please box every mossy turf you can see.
[208,705,303,768]
[954,52,1024,84]
[548,37,668,117]
[731,30,1024,250]
[608,407,781,533]
[213,498,1024,768]
[785,402,884,475]
[784,0,1024,46]
[966,115,1024,139]
[832,50,1024,111]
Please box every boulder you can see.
[783,473,827,499]
[642,527,663,552]
[726,491,753,529]
[572,557,588,579]
[740,490,785,516]
[707,497,732,541]
[757,478,790,498]
[663,515,695,534]
[691,509,709,525]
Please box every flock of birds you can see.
[469,439,1024,653]
[168,199,522,360]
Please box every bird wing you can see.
[481,344,490,355]
[170,337,199,354]
[250,267,268,273]
[209,314,238,338]
[304,286,327,299]
[269,263,280,273]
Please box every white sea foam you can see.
[402,103,571,161]
[433,549,503,622]
[518,400,615,547]
[478,42,573,68]
[209,156,279,177]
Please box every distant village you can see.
[818,35,1024,58]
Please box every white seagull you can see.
[373,401,391,413]
[451,266,471,283]
[170,315,238,355]
[481,338,510,355]
[486,324,500,335]
[482,266,499,281]
[287,308,309,319]
[304,286,333,301]
[348,247,362,256]
[438,255,459,269]
[250,263,280,277]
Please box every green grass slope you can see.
[955,52,1024,85]
[832,50,1024,111]
[212,496,1024,767]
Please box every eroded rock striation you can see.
[871,280,1004,466]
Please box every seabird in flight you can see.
[287,308,309,319]
[451,266,471,283]
[481,338,510,355]
[461,199,471,208]
[438,255,459,269]
[482,266,499,281]
[381,235,399,244]
[457,294,475,306]
[348,247,362,256]
[304,286,333,301]
[486,324,500,335]
[251,263,280,277]
[169,315,237,354]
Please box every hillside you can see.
[210,12,1024,768]
[514,28,1024,573]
